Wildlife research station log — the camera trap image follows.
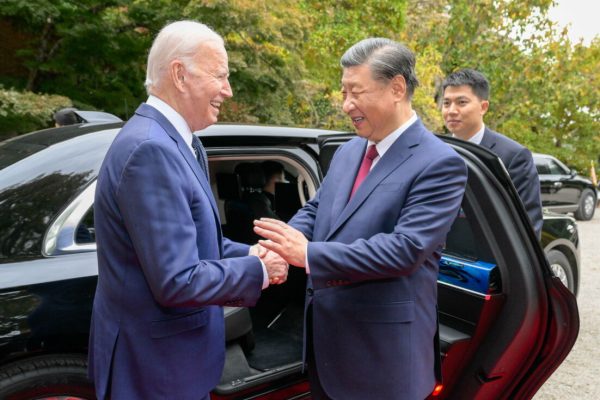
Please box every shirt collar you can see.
[369,111,418,159]
[452,123,485,145]
[146,95,195,154]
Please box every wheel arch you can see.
[543,240,580,296]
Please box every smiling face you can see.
[341,64,403,143]
[179,41,233,132]
[442,85,488,140]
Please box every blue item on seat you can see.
[438,255,498,294]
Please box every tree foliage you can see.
[0,0,598,173]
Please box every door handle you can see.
[553,182,563,189]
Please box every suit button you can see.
[307,288,314,296]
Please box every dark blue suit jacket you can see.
[480,128,543,238]
[289,120,467,399]
[88,104,264,399]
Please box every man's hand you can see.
[249,243,267,258]
[261,249,289,285]
[253,218,308,268]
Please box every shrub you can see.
[0,87,72,141]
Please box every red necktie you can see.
[350,144,378,198]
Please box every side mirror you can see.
[569,169,578,177]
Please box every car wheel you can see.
[547,249,575,294]
[0,354,95,400]
[574,189,596,221]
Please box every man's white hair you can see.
[144,20,224,94]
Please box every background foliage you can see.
[0,0,598,173]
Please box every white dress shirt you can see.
[452,123,485,145]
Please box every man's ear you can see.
[481,99,489,115]
[391,75,407,101]
[170,60,186,92]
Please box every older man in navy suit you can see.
[442,69,543,238]
[255,38,467,399]
[88,21,288,399]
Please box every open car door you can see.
[317,134,580,399]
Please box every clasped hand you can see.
[249,243,288,285]
[253,218,308,269]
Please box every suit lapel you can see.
[135,104,223,249]
[479,128,496,150]
[328,139,365,227]
[326,120,424,241]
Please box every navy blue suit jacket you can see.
[289,120,467,399]
[88,104,264,399]
[480,128,543,238]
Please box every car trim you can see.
[43,181,97,256]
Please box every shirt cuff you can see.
[259,259,269,289]
[248,246,270,289]
[305,244,310,274]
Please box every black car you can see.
[534,152,597,221]
[0,123,579,399]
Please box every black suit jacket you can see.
[480,127,543,238]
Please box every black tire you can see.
[0,354,95,400]
[574,189,596,221]
[546,249,575,294]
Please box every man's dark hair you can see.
[262,160,284,180]
[340,38,419,99]
[53,107,80,126]
[442,69,490,100]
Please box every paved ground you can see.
[534,209,600,399]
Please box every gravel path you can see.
[534,210,600,399]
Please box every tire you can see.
[0,354,95,400]
[574,189,596,221]
[546,249,575,294]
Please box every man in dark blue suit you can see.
[88,21,288,399]
[255,38,467,399]
[442,69,543,238]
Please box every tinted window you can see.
[548,160,567,175]
[76,207,95,244]
[535,159,552,175]
[0,130,117,260]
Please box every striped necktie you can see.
[191,135,209,179]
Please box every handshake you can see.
[249,243,289,286]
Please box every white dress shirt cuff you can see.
[305,244,310,274]
[249,247,270,289]
[259,259,269,289]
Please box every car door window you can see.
[75,207,95,244]
[548,160,567,175]
[535,160,552,175]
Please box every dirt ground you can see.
[534,208,600,399]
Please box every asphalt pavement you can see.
[534,208,600,399]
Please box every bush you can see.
[0,87,72,141]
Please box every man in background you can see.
[441,68,543,238]
[261,160,286,211]
[89,20,287,400]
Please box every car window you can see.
[75,207,95,244]
[535,159,552,175]
[548,160,567,175]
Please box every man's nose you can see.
[342,97,355,114]
[223,79,233,98]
